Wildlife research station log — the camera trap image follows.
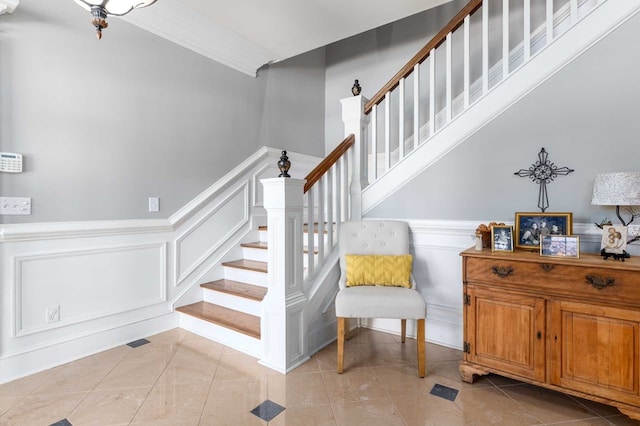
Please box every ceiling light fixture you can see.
[73,0,157,40]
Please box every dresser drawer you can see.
[464,256,640,306]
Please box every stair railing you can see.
[363,0,603,185]
[303,134,354,280]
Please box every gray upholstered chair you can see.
[335,220,426,377]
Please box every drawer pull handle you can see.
[492,266,514,278]
[540,264,555,273]
[585,275,615,290]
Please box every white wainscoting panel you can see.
[175,183,249,285]
[15,242,167,336]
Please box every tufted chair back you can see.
[338,220,414,290]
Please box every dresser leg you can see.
[617,407,640,421]
[459,362,490,384]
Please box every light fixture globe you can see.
[74,0,157,39]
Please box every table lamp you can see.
[591,172,640,259]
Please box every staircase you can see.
[173,0,640,372]
[177,228,269,357]
[177,223,328,360]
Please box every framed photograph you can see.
[540,235,580,258]
[515,212,573,251]
[601,225,627,255]
[491,225,514,252]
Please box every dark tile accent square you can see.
[127,338,150,348]
[250,399,285,422]
[430,383,459,401]
[50,419,73,426]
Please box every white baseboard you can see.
[0,313,178,384]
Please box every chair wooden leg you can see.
[337,317,345,374]
[417,318,426,378]
[345,318,350,341]
[401,319,406,343]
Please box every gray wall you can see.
[367,9,640,225]
[0,1,325,223]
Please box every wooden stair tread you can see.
[222,259,267,273]
[241,241,268,250]
[201,279,267,301]
[176,302,260,339]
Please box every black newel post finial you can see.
[351,79,361,96]
[278,150,291,177]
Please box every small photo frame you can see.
[515,212,573,251]
[601,225,627,254]
[540,235,580,258]
[491,225,514,252]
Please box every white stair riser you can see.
[242,246,268,262]
[224,267,267,286]
[179,313,261,358]
[202,289,262,316]
[259,229,267,243]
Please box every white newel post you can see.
[260,178,309,373]
[340,95,370,220]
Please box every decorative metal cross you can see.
[514,148,574,212]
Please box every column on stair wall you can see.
[341,95,370,221]
[260,178,309,373]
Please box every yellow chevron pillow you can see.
[345,254,413,288]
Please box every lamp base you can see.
[601,248,630,261]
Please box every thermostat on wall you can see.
[0,152,23,173]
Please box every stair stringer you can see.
[362,0,640,214]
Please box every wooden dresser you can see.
[460,248,640,420]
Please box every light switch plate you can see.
[148,197,159,212]
[0,197,31,215]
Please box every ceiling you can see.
[121,0,452,76]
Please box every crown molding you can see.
[120,0,274,77]
[0,0,19,15]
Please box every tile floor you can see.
[0,328,639,426]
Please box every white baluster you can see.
[317,176,325,265]
[326,166,334,250]
[482,1,489,93]
[446,32,452,122]
[399,78,405,160]
[503,0,509,78]
[371,105,378,181]
[344,149,351,220]
[524,0,531,62]
[464,15,470,108]
[429,50,435,136]
[413,64,420,147]
[335,158,342,238]
[384,93,391,172]
[546,0,553,45]
[306,187,315,277]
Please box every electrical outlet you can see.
[46,305,60,324]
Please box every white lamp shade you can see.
[74,0,156,16]
[591,172,640,206]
